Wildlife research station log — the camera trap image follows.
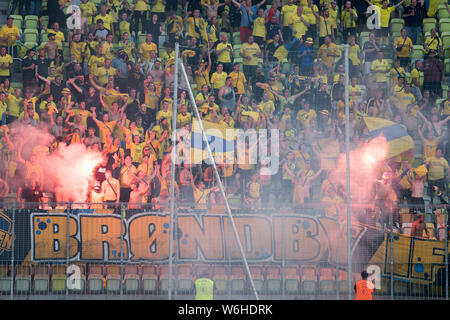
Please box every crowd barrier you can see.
[0,201,447,300]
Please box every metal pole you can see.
[389,207,394,300]
[120,204,124,300]
[444,208,448,300]
[281,215,286,297]
[66,203,70,300]
[10,203,15,300]
[179,61,260,300]
[344,44,352,301]
[168,42,179,301]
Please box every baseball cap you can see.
[305,37,313,44]
[62,88,70,94]
[319,109,329,116]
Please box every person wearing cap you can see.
[0,17,20,48]
[44,33,59,61]
[40,20,65,52]
[296,37,314,77]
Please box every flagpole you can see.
[168,42,179,301]
[179,61,260,300]
[344,44,352,300]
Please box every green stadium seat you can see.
[40,16,49,28]
[212,265,229,294]
[24,15,39,29]
[440,22,450,33]
[24,29,38,43]
[438,6,450,19]
[10,14,23,29]
[284,266,300,294]
[159,264,175,294]
[137,31,147,45]
[230,266,246,294]
[0,265,11,294]
[14,265,31,293]
[87,264,104,293]
[33,264,50,293]
[141,264,158,293]
[51,264,67,293]
[176,264,195,294]
[318,267,336,295]
[105,264,121,294]
[249,265,265,294]
[265,266,282,295]
[300,265,317,295]
[445,58,450,74]
[390,19,404,34]
[337,270,350,294]
[412,45,424,60]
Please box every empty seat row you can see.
[0,263,358,296]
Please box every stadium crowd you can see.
[0,0,448,233]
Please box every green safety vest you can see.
[195,278,214,300]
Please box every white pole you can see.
[168,42,179,300]
[179,61,260,300]
[344,44,352,300]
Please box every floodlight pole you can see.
[168,42,179,301]
[178,61,260,300]
[344,44,352,300]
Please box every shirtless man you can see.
[44,33,59,61]
[202,0,225,22]
[148,59,165,87]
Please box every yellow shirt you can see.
[94,13,114,31]
[290,15,308,39]
[296,109,317,128]
[318,16,334,37]
[216,42,233,63]
[240,42,261,66]
[349,84,361,104]
[317,43,340,68]
[423,138,439,159]
[378,5,395,27]
[426,156,449,181]
[6,94,21,118]
[0,54,12,77]
[371,59,389,83]
[281,4,298,27]
[0,25,20,46]
[329,7,338,28]
[210,71,228,89]
[80,1,97,25]
[341,8,357,28]
[348,43,360,66]
[252,17,266,37]
[409,67,420,86]
[95,66,116,86]
[119,20,131,37]
[302,4,318,25]
[177,113,192,128]
[70,41,87,64]
[152,0,165,12]
[389,66,406,86]
[442,100,450,116]
[139,42,158,61]
[424,36,441,54]
[394,36,413,58]
[229,71,246,95]
[135,0,148,11]
[186,16,206,39]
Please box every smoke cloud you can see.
[5,122,104,203]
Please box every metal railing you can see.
[0,200,447,300]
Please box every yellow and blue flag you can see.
[362,117,414,160]
[190,119,236,163]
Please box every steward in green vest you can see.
[195,271,214,300]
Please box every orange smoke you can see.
[330,135,389,204]
[44,143,105,203]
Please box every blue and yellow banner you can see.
[363,117,414,160]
